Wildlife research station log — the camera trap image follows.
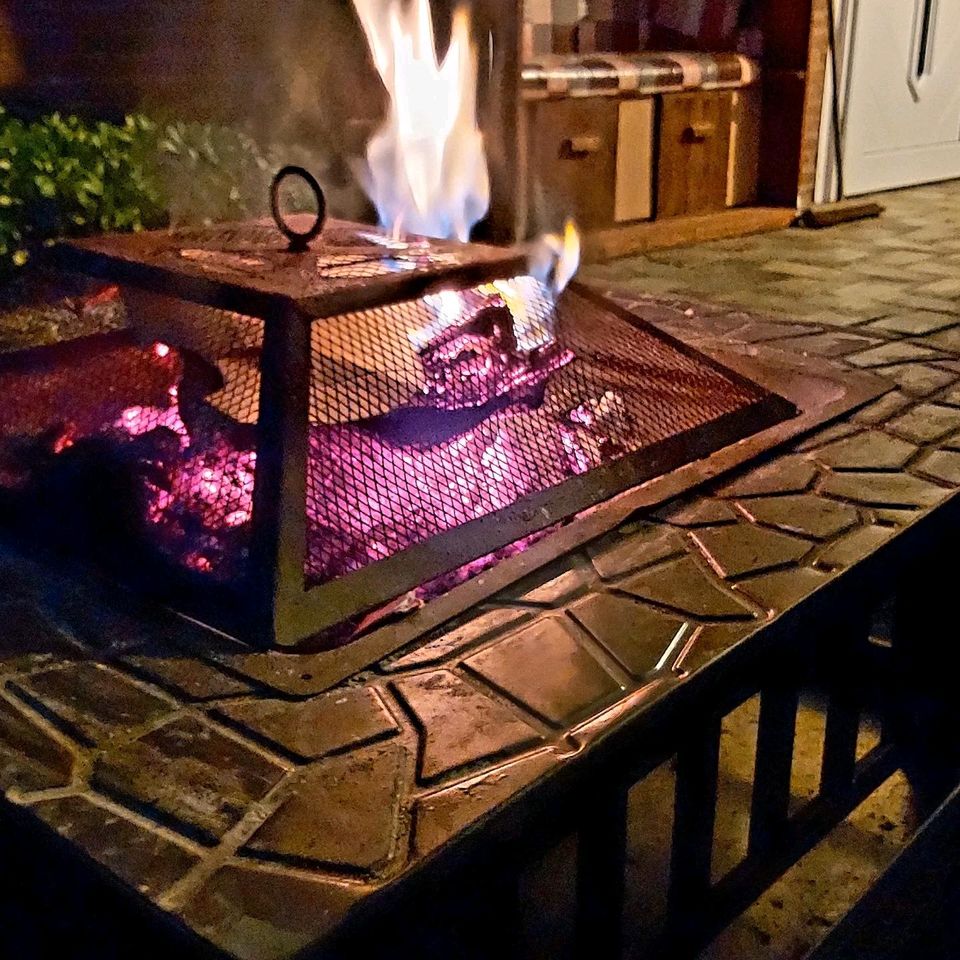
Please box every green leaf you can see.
[0,107,276,276]
[34,175,56,198]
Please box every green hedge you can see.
[0,107,273,277]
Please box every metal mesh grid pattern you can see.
[0,293,264,584]
[64,220,526,316]
[0,269,785,633]
[303,278,772,589]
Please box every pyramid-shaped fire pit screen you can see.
[0,221,796,648]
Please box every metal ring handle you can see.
[270,166,326,251]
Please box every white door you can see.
[841,0,960,195]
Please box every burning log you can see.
[415,287,572,410]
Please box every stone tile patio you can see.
[584,180,960,959]
[586,183,960,333]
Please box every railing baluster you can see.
[485,865,524,960]
[576,786,628,960]
[668,714,722,926]
[889,550,960,798]
[820,619,868,801]
[748,682,800,857]
[821,689,861,798]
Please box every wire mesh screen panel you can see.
[22,225,804,649]
[58,221,528,320]
[0,289,265,587]
[304,278,786,592]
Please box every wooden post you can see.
[797,0,832,210]
[473,0,524,242]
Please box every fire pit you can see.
[0,219,801,658]
[0,0,881,677]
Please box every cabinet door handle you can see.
[561,135,602,158]
[683,122,716,143]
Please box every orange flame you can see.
[529,218,582,297]
[353,0,490,241]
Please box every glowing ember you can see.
[0,267,683,625]
[353,0,490,241]
[89,285,596,590]
[52,429,76,455]
[36,279,585,590]
[114,403,188,448]
[569,390,628,430]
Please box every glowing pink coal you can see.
[107,331,596,589]
[14,277,622,615]
[166,446,256,528]
[114,404,189,446]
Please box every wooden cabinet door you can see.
[528,98,619,229]
[616,99,655,222]
[657,91,733,218]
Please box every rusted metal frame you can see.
[0,346,928,952]
[281,388,788,641]
[686,740,902,957]
[820,693,863,797]
[748,680,801,857]
[320,346,885,686]
[267,284,799,644]
[0,332,881,671]
[48,243,288,321]
[571,285,794,407]
[674,505,960,956]
[294,254,531,319]
[667,713,723,930]
[19,248,888,658]
[891,545,951,708]
[50,234,531,324]
[40,245,810,651]
[575,784,629,960]
[248,300,311,646]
